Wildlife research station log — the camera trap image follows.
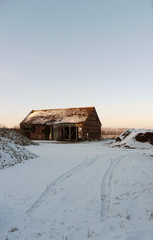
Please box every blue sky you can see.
[0,0,153,128]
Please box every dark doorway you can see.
[24,132,30,139]
[51,127,54,140]
[45,127,50,140]
[62,127,69,140]
[71,127,77,140]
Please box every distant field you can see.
[101,134,120,139]
[101,128,127,139]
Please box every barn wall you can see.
[20,124,49,140]
[20,107,102,141]
[83,108,101,140]
[30,133,45,140]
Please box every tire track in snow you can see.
[27,155,99,216]
[101,154,128,220]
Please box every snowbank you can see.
[0,128,37,169]
[0,128,37,146]
[109,129,153,149]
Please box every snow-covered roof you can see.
[21,107,94,125]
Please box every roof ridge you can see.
[32,106,94,112]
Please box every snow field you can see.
[0,141,153,240]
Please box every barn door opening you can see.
[62,126,78,140]
[45,127,50,140]
[62,126,69,140]
[71,127,77,140]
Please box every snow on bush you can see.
[0,128,37,169]
[109,129,153,149]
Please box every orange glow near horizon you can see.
[0,113,152,130]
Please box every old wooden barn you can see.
[20,107,102,141]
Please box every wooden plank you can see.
[85,123,101,128]
[88,129,100,133]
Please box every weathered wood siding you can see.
[21,124,46,140]
[83,108,101,140]
[30,133,45,140]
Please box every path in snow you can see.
[101,154,130,220]
[27,155,101,216]
[27,150,126,220]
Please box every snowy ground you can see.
[0,140,153,240]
